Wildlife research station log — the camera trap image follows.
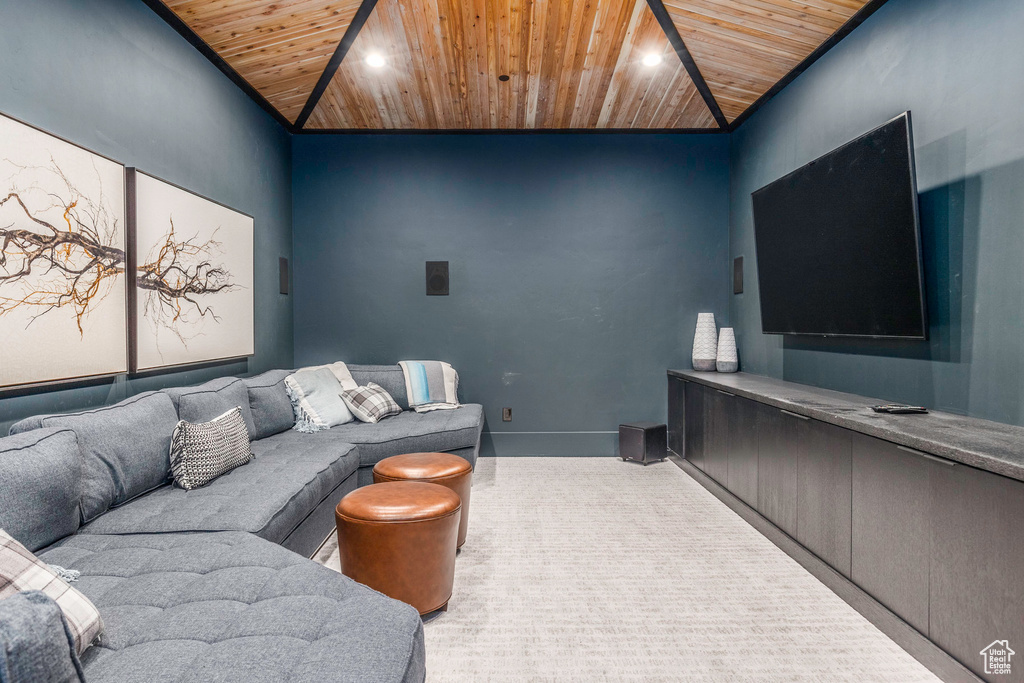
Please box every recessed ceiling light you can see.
[641,53,663,67]
[365,53,386,68]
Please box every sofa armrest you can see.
[0,591,86,683]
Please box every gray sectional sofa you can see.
[0,365,485,683]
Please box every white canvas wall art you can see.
[0,113,127,389]
[131,171,254,371]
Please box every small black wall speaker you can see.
[733,256,744,294]
[279,257,289,295]
[426,261,449,296]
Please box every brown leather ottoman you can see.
[335,481,460,615]
[373,452,473,548]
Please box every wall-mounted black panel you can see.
[426,261,449,296]
[279,257,289,294]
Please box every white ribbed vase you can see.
[691,313,718,372]
[717,327,739,373]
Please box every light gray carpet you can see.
[315,457,940,682]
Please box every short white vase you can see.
[692,313,718,372]
[717,327,739,373]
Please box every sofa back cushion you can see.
[243,369,294,440]
[11,392,179,524]
[163,376,256,438]
[0,429,82,552]
[348,365,409,410]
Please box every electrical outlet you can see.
[502,407,512,422]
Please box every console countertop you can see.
[668,369,1024,482]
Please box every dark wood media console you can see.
[668,369,1024,683]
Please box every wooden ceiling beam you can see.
[645,0,729,131]
[293,0,382,130]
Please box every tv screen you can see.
[751,112,926,339]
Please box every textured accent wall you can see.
[0,0,293,433]
[729,0,1024,425]
[292,134,730,455]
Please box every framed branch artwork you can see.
[128,170,254,372]
[0,112,128,391]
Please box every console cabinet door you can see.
[796,419,852,577]
[930,462,1024,681]
[851,434,931,633]
[726,396,759,508]
[683,381,705,470]
[756,406,800,537]
[668,377,685,456]
[703,389,731,485]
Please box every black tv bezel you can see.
[751,111,928,340]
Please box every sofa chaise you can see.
[0,364,485,682]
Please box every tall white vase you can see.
[691,313,718,372]
[717,327,739,373]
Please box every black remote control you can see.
[871,405,929,414]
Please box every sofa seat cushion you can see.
[314,403,484,469]
[37,532,425,683]
[78,438,358,546]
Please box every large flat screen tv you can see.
[751,112,926,339]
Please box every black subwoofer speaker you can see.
[619,422,667,465]
[426,261,449,296]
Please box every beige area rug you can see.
[315,457,940,682]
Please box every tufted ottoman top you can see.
[38,531,425,683]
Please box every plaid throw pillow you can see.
[170,406,253,490]
[341,383,402,423]
[0,529,103,656]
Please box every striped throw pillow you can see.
[0,529,103,656]
[341,383,402,423]
[170,407,252,490]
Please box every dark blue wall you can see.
[730,0,1024,426]
[0,0,293,433]
[293,134,730,455]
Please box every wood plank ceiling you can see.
[306,0,714,129]
[161,0,364,123]
[662,0,869,122]
[156,0,879,131]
